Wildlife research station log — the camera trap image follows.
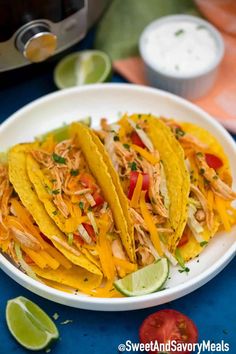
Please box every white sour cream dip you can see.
[143,20,218,76]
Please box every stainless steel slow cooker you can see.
[0,0,109,72]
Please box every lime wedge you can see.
[54,50,112,89]
[6,296,59,350]
[114,258,169,296]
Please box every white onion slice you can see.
[14,243,39,281]
[87,211,98,234]
[85,193,96,207]
[128,118,154,152]
[78,224,92,244]
[161,243,178,266]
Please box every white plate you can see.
[0,84,235,311]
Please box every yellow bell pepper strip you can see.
[118,114,132,135]
[131,144,159,165]
[140,191,163,256]
[113,257,138,273]
[130,173,143,208]
[40,251,60,270]
[22,247,47,269]
[44,244,72,270]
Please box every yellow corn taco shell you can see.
[8,144,102,278]
[26,153,79,234]
[181,122,232,184]
[69,122,135,263]
[31,265,102,291]
[174,122,234,261]
[23,123,135,264]
[145,115,190,252]
[178,220,220,262]
[88,130,135,255]
[93,114,190,255]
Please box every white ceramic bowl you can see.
[139,15,225,100]
[0,84,235,311]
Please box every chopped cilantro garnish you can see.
[175,127,185,137]
[51,179,57,183]
[52,189,60,195]
[52,313,59,320]
[67,233,74,245]
[123,143,130,150]
[136,124,141,129]
[200,241,208,247]
[113,135,119,141]
[199,168,205,175]
[178,267,190,273]
[129,161,137,171]
[52,210,58,215]
[196,152,203,157]
[213,175,218,180]
[88,206,93,211]
[52,152,66,164]
[70,169,79,176]
[44,184,51,194]
[175,29,184,36]
[79,201,84,210]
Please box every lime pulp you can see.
[54,50,112,89]
[114,258,169,297]
[6,296,59,351]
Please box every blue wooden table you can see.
[0,30,235,354]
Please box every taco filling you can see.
[165,120,236,260]
[96,114,185,267]
[26,129,136,285]
[0,162,104,292]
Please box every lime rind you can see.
[54,50,112,89]
[6,296,59,351]
[114,258,169,297]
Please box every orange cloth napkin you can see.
[113,1,236,132]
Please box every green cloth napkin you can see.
[95,0,199,61]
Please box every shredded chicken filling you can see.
[165,119,236,246]
[98,117,172,266]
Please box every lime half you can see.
[6,296,59,351]
[54,50,112,89]
[114,258,169,297]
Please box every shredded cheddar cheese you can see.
[97,226,115,281]
[130,173,143,208]
[22,247,47,269]
[140,191,163,256]
[113,257,137,273]
[214,196,231,231]
[131,144,159,165]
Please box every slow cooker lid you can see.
[0,0,85,42]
